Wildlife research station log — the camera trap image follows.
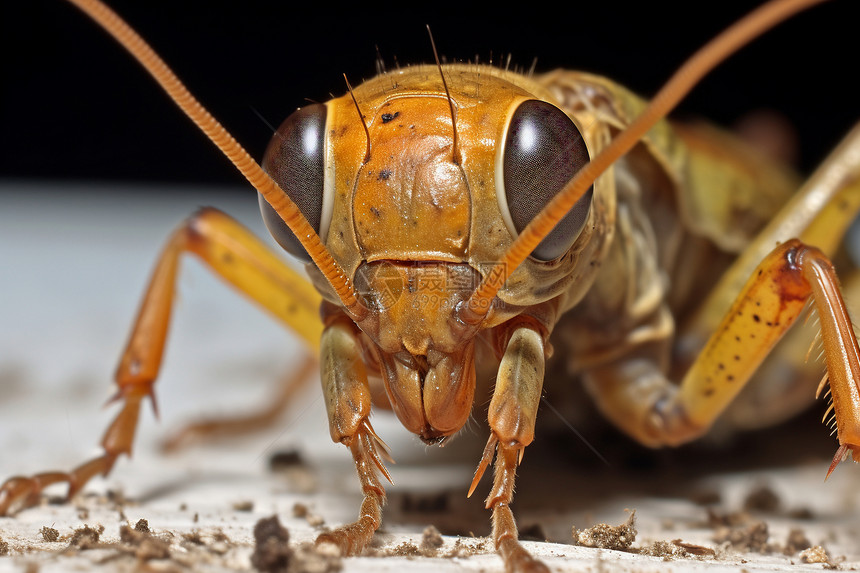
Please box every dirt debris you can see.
[638,539,716,559]
[251,515,340,573]
[291,541,342,573]
[292,503,325,528]
[638,540,689,559]
[420,525,444,553]
[743,484,781,513]
[387,541,421,557]
[39,527,59,542]
[787,506,815,520]
[68,524,104,549]
[784,528,812,555]
[799,545,829,563]
[704,507,752,528]
[233,500,254,512]
[268,449,305,471]
[687,489,722,506]
[251,515,291,573]
[270,450,317,494]
[518,523,548,542]
[400,492,450,514]
[440,537,488,558]
[292,503,309,518]
[572,511,636,551]
[713,520,769,553]
[119,520,171,561]
[181,530,205,546]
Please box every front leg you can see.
[315,312,392,555]
[0,207,321,515]
[470,322,551,573]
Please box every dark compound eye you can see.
[501,100,592,261]
[259,103,328,262]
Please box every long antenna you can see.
[460,0,830,325]
[63,0,364,319]
[344,73,372,164]
[426,25,461,165]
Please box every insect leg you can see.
[0,207,322,515]
[723,269,860,431]
[315,312,391,555]
[161,357,317,452]
[684,122,860,343]
[472,321,550,573]
[586,240,860,473]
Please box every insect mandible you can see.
[2,1,860,572]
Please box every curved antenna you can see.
[460,0,829,325]
[344,73,372,164]
[426,25,461,165]
[64,0,364,319]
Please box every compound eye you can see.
[259,103,328,262]
[501,100,592,261]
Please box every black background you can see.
[2,0,857,190]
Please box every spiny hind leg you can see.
[722,267,860,431]
[585,240,860,474]
[0,208,322,514]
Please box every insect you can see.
[2,0,859,571]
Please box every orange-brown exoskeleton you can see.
[3,0,860,571]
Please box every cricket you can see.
[2,0,859,571]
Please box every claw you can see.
[467,434,498,498]
[826,444,851,480]
[358,424,394,486]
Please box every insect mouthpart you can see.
[352,261,482,441]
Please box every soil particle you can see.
[291,541,342,572]
[799,545,829,563]
[518,523,548,542]
[783,528,811,555]
[638,540,685,559]
[639,539,717,559]
[688,489,722,506]
[742,484,781,513]
[704,507,752,528]
[292,503,325,527]
[269,450,306,471]
[69,524,104,549]
[713,520,769,553]
[251,515,291,573]
[119,521,171,561]
[40,527,59,542]
[388,541,421,557]
[572,511,636,551]
[270,450,317,494]
[181,530,205,546]
[134,536,171,561]
[787,506,814,520]
[420,525,444,553]
[233,500,254,512]
[440,538,488,558]
[293,503,308,518]
[400,492,449,514]
[638,540,690,559]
